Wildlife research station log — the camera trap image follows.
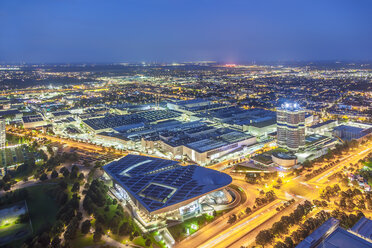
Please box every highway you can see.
[309,145,371,184]
[198,199,283,248]
[178,143,372,248]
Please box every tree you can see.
[51,220,64,237]
[145,238,152,247]
[93,231,102,242]
[256,230,273,247]
[78,173,85,181]
[245,207,252,215]
[81,220,91,234]
[284,237,294,248]
[71,182,80,192]
[119,222,130,236]
[64,218,79,240]
[63,169,70,178]
[3,183,11,191]
[340,177,349,187]
[51,237,61,248]
[38,232,51,247]
[70,169,78,180]
[274,242,287,248]
[40,173,48,181]
[51,170,58,178]
[228,214,237,224]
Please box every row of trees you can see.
[82,179,148,244]
[302,139,360,172]
[304,160,339,180]
[228,191,277,225]
[255,200,313,247]
[255,190,276,207]
[274,210,331,248]
[245,171,279,185]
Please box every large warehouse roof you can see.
[103,154,232,213]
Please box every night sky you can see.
[1,0,372,63]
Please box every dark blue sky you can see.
[1,0,372,63]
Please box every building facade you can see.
[277,103,305,151]
[103,155,233,230]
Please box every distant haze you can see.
[1,0,372,63]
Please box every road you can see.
[309,145,371,184]
[199,199,283,248]
[179,143,371,248]
[227,200,306,248]
[7,128,126,156]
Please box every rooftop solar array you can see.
[163,127,253,153]
[22,114,44,123]
[55,117,76,124]
[51,110,71,117]
[104,154,232,213]
[195,106,276,126]
[83,110,181,131]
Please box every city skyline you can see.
[0,1,371,248]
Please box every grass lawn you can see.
[363,160,372,169]
[133,236,146,246]
[150,231,167,248]
[168,214,214,241]
[133,235,157,248]
[26,185,59,234]
[71,232,104,247]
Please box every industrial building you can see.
[82,110,181,133]
[22,114,47,129]
[333,123,372,141]
[156,127,256,165]
[307,120,337,136]
[167,99,226,115]
[194,106,276,132]
[297,217,372,248]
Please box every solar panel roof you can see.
[103,154,232,213]
[22,114,44,123]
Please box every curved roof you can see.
[272,152,297,160]
[103,154,232,213]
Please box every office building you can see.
[277,103,305,151]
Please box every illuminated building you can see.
[277,102,305,151]
[297,217,372,248]
[103,154,233,229]
[22,114,47,129]
[271,152,297,168]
